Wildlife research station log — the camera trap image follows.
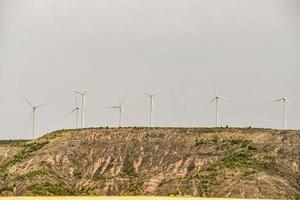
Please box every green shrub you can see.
[27,182,75,196]
[92,175,109,182]
[195,139,208,146]
[121,159,136,177]
[73,171,82,179]
[247,144,257,151]
[205,150,253,171]
[0,186,13,193]
[123,180,143,195]
[16,170,47,181]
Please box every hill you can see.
[0,128,299,199]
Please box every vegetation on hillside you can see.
[0,128,298,198]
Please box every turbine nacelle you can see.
[139,88,163,97]
[209,96,231,103]
[72,87,93,96]
[273,97,293,106]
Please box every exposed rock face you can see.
[0,128,299,199]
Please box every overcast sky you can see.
[0,0,300,139]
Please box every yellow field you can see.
[0,197,249,200]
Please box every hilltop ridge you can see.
[0,127,299,199]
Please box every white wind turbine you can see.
[140,88,163,127]
[65,95,80,128]
[272,97,293,130]
[209,85,230,127]
[24,98,47,139]
[72,88,92,128]
[106,97,127,127]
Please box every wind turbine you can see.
[65,95,80,128]
[24,98,47,139]
[140,88,163,127]
[72,88,92,128]
[106,97,127,127]
[209,85,230,127]
[272,97,293,130]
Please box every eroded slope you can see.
[0,128,299,199]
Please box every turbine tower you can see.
[209,85,229,127]
[106,97,127,127]
[140,88,163,127]
[273,97,292,130]
[65,95,80,128]
[24,98,47,139]
[72,88,91,128]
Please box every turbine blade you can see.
[209,97,216,104]
[138,89,151,96]
[120,96,127,106]
[84,87,94,94]
[65,108,76,117]
[273,98,282,103]
[24,97,33,107]
[267,99,280,104]
[36,103,47,108]
[214,81,217,97]
[219,97,232,102]
[152,88,163,96]
[106,106,119,109]
[71,89,83,95]
[286,99,295,107]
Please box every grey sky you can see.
[0,0,300,139]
